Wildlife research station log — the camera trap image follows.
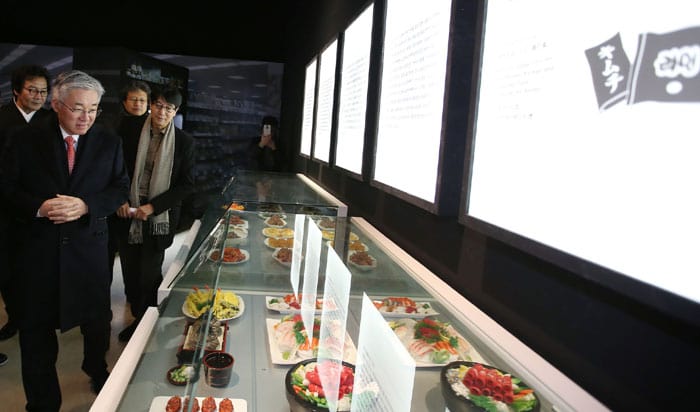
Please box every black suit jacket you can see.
[0,113,130,331]
[0,104,52,278]
[116,115,196,250]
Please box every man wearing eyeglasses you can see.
[113,85,195,342]
[0,65,53,353]
[105,80,152,300]
[0,70,130,410]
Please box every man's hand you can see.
[40,194,88,224]
[116,202,132,218]
[133,203,154,221]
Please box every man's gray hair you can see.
[51,70,105,103]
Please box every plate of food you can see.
[266,316,356,365]
[264,237,294,249]
[177,319,228,363]
[149,396,246,412]
[327,239,369,252]
[315,216,336,231]
[272,247,294,266]
[262,227,295,239]
[372,296,439,317]
[286,358,360,412]
[347,251,377,271]
[225,227,248,241]
[441,361,540,412]
[228,202,245,211]
[208,247,249,264]
[264,215,287,227]
[325,231,360,241]
[182,287,245,321]
[388,317,484,367]
[227,214,248,228]
[259,211,286,219]
[265,294,337,313]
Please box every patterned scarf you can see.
[128,114,175,244]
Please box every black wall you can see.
[2,1,698,410]
[282,1,700,412]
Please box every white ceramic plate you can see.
[258,212,286,219]
[272,247,293,267]
[262,227,295,238]
[265,318,356,365]
[149,396,247,412]
[227,218,248,229]
[208,248,250,264]
[326,240,369,253]
[264,237,294,249]
[372,299,439,318]
[265,295,337,314]
[264,216,287,227]
[347,251,377,271]
[315,217,337,231]
[225,227,248,241]
[389,318,485,367]
[181,293,245,321]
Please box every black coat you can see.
[117,115,196,250]
[0,104,52,279]
[0,113,130,331]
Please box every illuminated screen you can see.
[313,39,338,163]
[300,58,317,157]
[335,4,374,175]
[373,0,452,202]
[467,1,700,304]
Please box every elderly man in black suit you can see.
[0,65,53,345]
[0,70,130,411]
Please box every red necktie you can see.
[65,136,76,174]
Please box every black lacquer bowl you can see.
[285,358,356,412]
[441,361,540,412]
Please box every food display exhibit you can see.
[94,171,602,412]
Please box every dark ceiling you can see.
[0,1,322,63]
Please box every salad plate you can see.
[441,361,540,412]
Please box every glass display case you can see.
[92,172,605,412]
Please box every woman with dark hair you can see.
[248,115,285,171]
[114,85,195,341]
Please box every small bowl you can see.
[441,361,540,412]
[166,364,198,386]
[285,358,355,412]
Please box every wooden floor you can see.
[0,233,185,412]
